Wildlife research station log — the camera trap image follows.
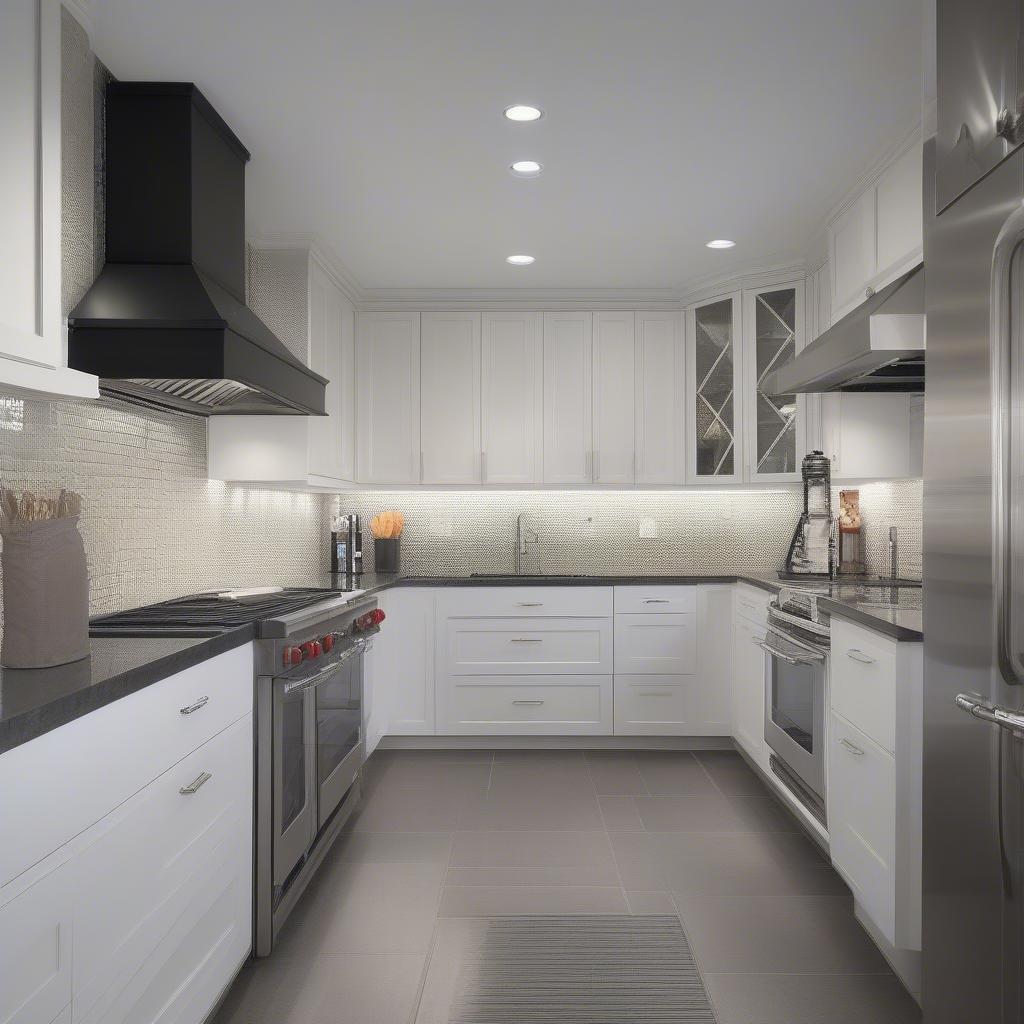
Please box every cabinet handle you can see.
[179,771,213,795]
[839,738,864,757]
[637,691,670,697]
[644,599,670,604]
[179,695,209,715]
[845,649,875,664]
[481,451,487,483]
[510,637,542,643]
[513,699,545,705]
[517,602,544,607]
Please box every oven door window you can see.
[771,656,816,754]
[316,657,361,789]
[280,689,307,831]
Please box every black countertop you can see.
[0,627,253,755]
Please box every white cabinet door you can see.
[875,144,923,282]
[821,393,921,479]
[831,190,877,318]
[688,294,744,483]
[744,282,806,483]
[356,313,421,483]
[421,312,481,485]
[592,312,635,484]
[635,311,685,485]
[543,312,594,484]
[481,312,543,484]
[614,614,695,675]
[375,588,436,735]
[732,613,769,771]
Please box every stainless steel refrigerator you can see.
[927,2,1024,1019]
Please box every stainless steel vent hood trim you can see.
[764,264,925,394]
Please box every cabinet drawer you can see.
[72,714,253,1024]
[734,585,770,626]
[614,614,695,674]
[614,674,709,735]
[0,857,72,1024]
[441,676,611,735]
[435,586,612,618]
[830,619,896,753]
[442,617,612,675]
[614,586,696,614]
[0,643,253,887]
[828,712,896,944]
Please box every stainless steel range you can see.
[91,583,384,957]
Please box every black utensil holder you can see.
[374,538,400,573]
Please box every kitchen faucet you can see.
[889,526,898,580]
[515,513,539,575]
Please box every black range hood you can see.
[69,83,327,416]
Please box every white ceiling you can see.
[88,0,923,297]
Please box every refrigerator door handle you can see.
[954,692,1024,733]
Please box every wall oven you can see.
[759,596,829,824]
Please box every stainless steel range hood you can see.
[764,264,925,394]
[68,83,327,416]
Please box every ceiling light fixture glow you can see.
[504,104,543,122]
[506,254,535,265]
[510,160,543,177]
[705,239,736,249]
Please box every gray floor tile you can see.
[448,830,618,885]
[695,750,772,797]
[609,832,669,889]
[486,762,596,799]
[635,752,719,795]
[275,861,445,955]
[584,752,650,794]
[212,953,425,1024]
[371,748,494,764]
[350,784,475,832]
[645,832,848,897]
[676,895,892,974]
[597,794,645,831]
[636,794,799,833]
[439,884,629,916]
[626,890,678,915]
[364,757,492,793]
[458,788,605,831]
[705,973,922,1024]
[492,749,587,766]
[332,831,453,865]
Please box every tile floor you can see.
[213,748,922,1024]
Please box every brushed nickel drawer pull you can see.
[517,602,544,607]
[510,638,542,643]
[839,738,864,757]
[179,695,209,715]
[638,691,671,697]
[644,598,671,603]
[512,699,545,705]
[845,649,875,664]
[179,771,212,795]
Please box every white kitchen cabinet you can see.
[543,312,594,484]
[821,392,923,480]
[592,312,636,484]
[731,586,771,771]
[687,293,744,483]
[743,282,807,482]
[208,247,356,489]
[829,143,923,322]
[614,614,695,675]
[420,312,481,485]
[635,311,685,484]
[0,0,97,400]
[374,587,436,735]
[356,312,421,483]
[481,312,543,484]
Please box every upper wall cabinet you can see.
[687,294,743,484]
[356,312,421,484]
[744,283,806,483]
[635,311,685,485]
[543,312,594,484]
[421,312,481,485]
[830,143,923,322]
[208,247,356,489]
[481,312,543,485]
[592,311,636,485]
[0,0,96,400]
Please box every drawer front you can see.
[441,676,612,735]
[614,586,696,614]
[734,585,771,626]
[614,614,695,674]
[435,586,612,618]
[830,619,896,753]
[443,617,613,675]
[614,674,719,735]
[0,857,72,1024]
[72,714,253,1024]
[0,643,253,888]
[828,712,896,944]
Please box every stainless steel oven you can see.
[760,598,829,820]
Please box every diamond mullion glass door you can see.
[746,283,805,482]
[688,293,743,482]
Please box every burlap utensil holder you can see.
[2,515,89,668]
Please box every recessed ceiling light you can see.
[506,254,535,265]
[510,160,543,177]
[705,239,736,249]
[504,104,543,122]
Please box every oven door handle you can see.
[753,637,823,666]
[281,639,370,695]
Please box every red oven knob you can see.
[370,608,385,626]
[322,633,335,653]
[284,645,303,667]
[301,641,319,660]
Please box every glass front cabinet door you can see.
[687,293,744,483]
[743,282,806,483]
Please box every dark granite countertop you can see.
[0,627,253,755]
